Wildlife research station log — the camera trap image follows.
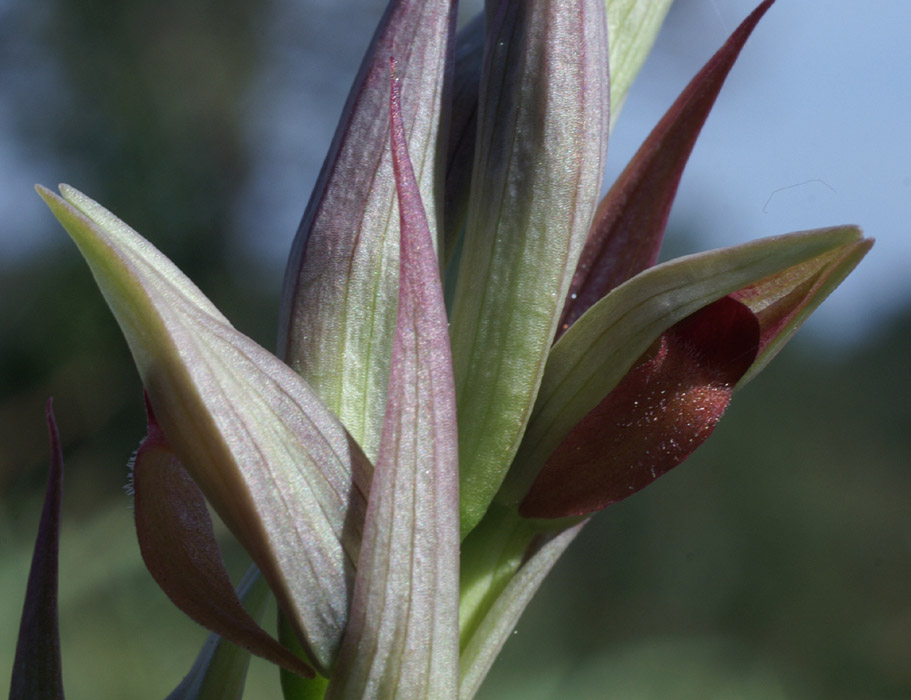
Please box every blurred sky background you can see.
[1,0,908,348]
[609,0,910,345]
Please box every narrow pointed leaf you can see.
[605,0,675,127]
[10,400,65,700]
[166,566,275,700]
[561,0,775,333]
[132,416,314,680]
[279,0,457,462]
[458,523,585,700]
[500,226,867,505]
[327,68,460,700]
[450,0,610,538]
[521,297,759,518]
[39,185,371,673]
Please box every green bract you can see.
[16,1,872,699]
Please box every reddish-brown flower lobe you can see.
[521,296,759,519]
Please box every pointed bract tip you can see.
[10,400,66,700]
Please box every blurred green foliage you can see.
[1,0,909,698]
[0,0,278,513]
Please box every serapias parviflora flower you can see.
[16,0,871,698]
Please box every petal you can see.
[39,185,370,673]
[500,226,867,506]
[165,567,276,700]
[9,400,65,700]
[326,65,460,700]
[132,409,314,680]
[278,0,458,463]
[449,0,610,538]
[560,0,776,334]
[520,297,759,518]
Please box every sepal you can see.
[39,184,371,673]
[279,0,457,462]
[605,0,675,127]
[450,0,610,538]
[326,65,460,700]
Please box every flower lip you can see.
[520,296,760,519]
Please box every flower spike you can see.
[31,0,876,695]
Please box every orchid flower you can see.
[12,1,871,698]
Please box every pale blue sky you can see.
[609,0,910,345]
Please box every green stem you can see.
[458,503,539,650]
[278,612,330,700]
